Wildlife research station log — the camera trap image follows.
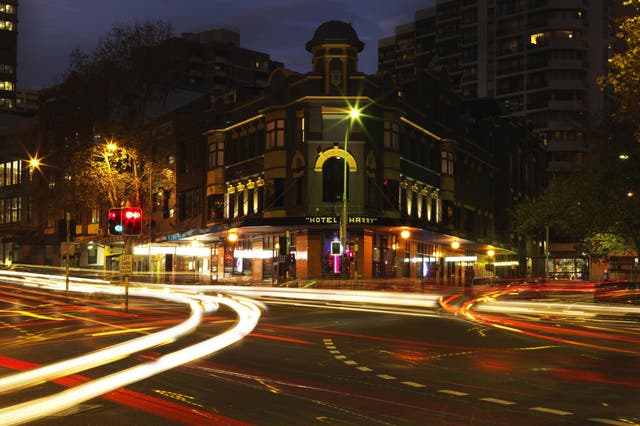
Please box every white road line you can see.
[344,360,358,365]
[438,389,469,396]
[480,397,516,405]
[377,374,396,380]
[356,366,372,372]
[401,381,426,388]
[323,339,333,343]
[325,345,336,349]
[588,418,635,426]
[530,407,573,416]
[334,355,347,359]
[329,350,341,354]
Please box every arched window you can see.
[322,157,347,202]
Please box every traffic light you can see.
[122,207,142,235]
[287,253,296,264]
[108,208,122,235]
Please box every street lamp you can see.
[339,106,361,263]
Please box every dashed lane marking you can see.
[588,418,638,426]
[356,366,372,372]
[377,374,396,380]
[480,397,516,405]
[402,381,427,388]
[344,360,358,365]
[438,389,469,396]
[530,407,573,416]
[334,355,346,360]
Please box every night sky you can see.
[18,0,431,90]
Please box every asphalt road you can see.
[0,281,638,426]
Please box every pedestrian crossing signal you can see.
[331,241,342,256]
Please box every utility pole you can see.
[65,212,70,297]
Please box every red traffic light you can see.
[121,207,142,235]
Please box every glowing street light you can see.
[339,106,361,270]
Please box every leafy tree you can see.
[63,19,187,129]
[51,20,184,227]
[597,0,640,140]
[64,132,173,202]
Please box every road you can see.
[0,276,638,425]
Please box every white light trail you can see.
[0,296,260,425]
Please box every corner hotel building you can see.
[195,20,537,284]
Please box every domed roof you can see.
[305,20,364,52]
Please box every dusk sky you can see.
[18,0,431,90]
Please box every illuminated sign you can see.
[306,216,379,224]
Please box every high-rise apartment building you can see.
[0,1,17,109]
[379,1,614,173]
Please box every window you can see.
[207,194,224,221]
[442,151,454,176]
[322,113,349,141]
[179,188,202,220]
[208,140,224,168]
[266,119,285,150]
[322,157,346,202]
[297,114,305,143]
[0,4,15,13]
[0,160,20,187]
[0,81,14,91]
[383,121,398,151]
[0,21,14,31]
[91,208,99,224]
[0,196,20,223]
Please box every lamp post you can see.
[340,107,360,271]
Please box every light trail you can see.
[0,289,207,393]
[0,270,262,424]
[0,295,260,426]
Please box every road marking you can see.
[480,397,516,405]
[329,350,341,354]
[325,345,336,349]
[402,381,426,388]
[530,407,573,416]
[588,418,636,426]
[344,360,358,365]
[356,366,372,372]
[377,374,396,380]
[323,339,333,343]
[438,389,469,396]
[334,355,346,359]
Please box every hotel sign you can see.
[305,216,379,225]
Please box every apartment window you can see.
[0,81,12,91]
[208,140,224,168]
[0,196,20,223]
[0,160,20,187]
[383,121,398,151]
[441,151,454,176]
[179,188,201,220]
[0,21,14,31]
[0,4,15,13]
[266,119,285,150]
[0,64,13,74]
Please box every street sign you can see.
[120,254,133,275]
[60,242,75,256]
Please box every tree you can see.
[514,144,640,262]
[597,0,640,140]
[63,19,187,129]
